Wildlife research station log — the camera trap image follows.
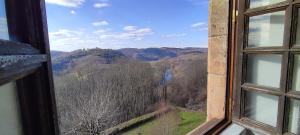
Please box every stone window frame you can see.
[187,0,237,134]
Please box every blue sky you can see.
[0,0,9,40]
[46,0,208,51]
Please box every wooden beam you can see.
[0,39,40,55]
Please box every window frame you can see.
[233,0,300,134]
[191,0,238,134]
[0,0,59,135]
[0,0,241,134]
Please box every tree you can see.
[54,61,160,134]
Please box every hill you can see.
[151,52,207,78]
[52,47,208,133]
[51,48,127,74]
[51,47,208,74]
[50,50,68,59]
[118,47,207,61]
[150,52,207,110]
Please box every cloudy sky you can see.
[46,0,209,51]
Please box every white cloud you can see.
[92,21,109,26]
[191,22,208,31]
[93,3,110,8]
[93,29,110,34]
[191,22,205,28]
[163,33,187,38]
[49,29,82,39]
[49,26,153,51]
[49,29,85,51]
[96,26,153,40]
[49,29,109,51]
[70,10,76,15]
[123,26,137,31]
[45,0,85,7]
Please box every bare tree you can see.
[54,61,160,134]
[165,56,207,111]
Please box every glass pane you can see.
[296,10,300,46]
[292,55,300,91]
[220,123,264,135]
[246,54,282,88]
[245,91,279,127]
[288,99,300,134]
[0,0,9,40]
[0,82,23,135]
[249,0,285,8]
[220,123,245,135]
[248,11,285,48]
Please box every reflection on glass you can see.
[249,0,285,8]
[288,99,300,134]
[296,10,300,45]
[292,55,300,91]
[0,0,9,40]
[246,54,282,88]
[0,82,23,135]
[220,123,264,135]
[248,11,285,47]
[245,91,278,127]
[220,123,245,135]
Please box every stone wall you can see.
[207,0,229,121]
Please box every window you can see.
[0,82,23,135]
[0,0,59,135]
[0,3,23,132]
[46,0,209,135]
[233,0,300,134]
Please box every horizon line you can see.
[50,46,208,52]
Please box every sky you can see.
[45,0,209,52]
[0,0,9,40]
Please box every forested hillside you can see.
[51,47,207,134]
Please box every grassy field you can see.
[123,108,206,135]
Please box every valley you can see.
[51,47,208,134]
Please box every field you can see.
[123,107,206,135]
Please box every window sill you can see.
[233,118,280,135]
[186,118,229,135]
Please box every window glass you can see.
[220,123,245,135]
[288,99,300,134]
[0,2,22,134]
[296,10,300,46]
[249,0,285,9]
[246,54,282,88]
[248,11,285,48]
[244,91,278,127]
[292,55,300,91]
[220,123,264,135]
[0,0,9,40]
[0,82,23,135]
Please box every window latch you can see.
[232,10,238,22]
